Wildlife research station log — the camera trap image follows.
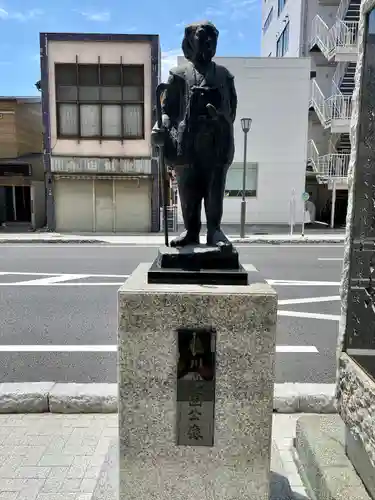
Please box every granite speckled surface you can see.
[118,263,277,500]
[337,353,375,467]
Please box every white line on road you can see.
[318,258,343,261]
[0,344,319,353]
[267,280,340,286]
[278,295,340,305]
[14,274,92,285]
[278,310,340,321]
[0,272,129,277]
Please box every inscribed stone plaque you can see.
[176,327,216,447]
[345,7,375,380]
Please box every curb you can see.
[0,382,337,414]
[0,238,345,245]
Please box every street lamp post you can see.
[240,117,252,239]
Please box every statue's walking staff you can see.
[156,83,170,247]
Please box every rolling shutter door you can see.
[114,179,151,232]
[55,178,93,232]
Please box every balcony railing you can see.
[335,20,359,49]
[307,140,350,181]
[319,153,350,178]
[327,93,353,121]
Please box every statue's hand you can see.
[151,114,171,146]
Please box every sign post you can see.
[289,189,296,236]
[301,192,310,237]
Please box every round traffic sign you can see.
[302,192,310,202]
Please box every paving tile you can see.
[38,454,74,467]
[0,493,19,499]
[79,478,97,493]
[59,478,83,492]
[16,467,51,479]
[0,479,27,491]
[36,494,78,500]
[47,467,69,480]
[84,466,101,480]
[66,465,88,479]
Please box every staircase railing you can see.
[311,79,330,127]
[335,19,359,49]
[332,62,349,92]
[327,94,353,121]
[310,15,359,60]
[308,139,320,172]
[319,153,350,178]
[310,15,334,59]
[337,0,350,23]
[329,138,339,154]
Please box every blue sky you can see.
[0,0,261,97]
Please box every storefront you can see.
[53,174,151,232]
[0,161,45,230]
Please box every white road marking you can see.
[278,310,340,321]
[0,244,344,249]
[14,274,92,285]
[318,258,343,261]
[0,344,318,353]
[267,280,340,286]
[278,295,340,305]
[4,282,125,286]
[0,272,129,277]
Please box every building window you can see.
[278,0,287,16]
[263,7,273,33]
[276,22,290,56]
[225,162,258,197]
[55,63,144,140]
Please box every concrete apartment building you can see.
[261,0,360,226]
[177,56,311,225]
[0,97,46,230]
[39,33,160,233]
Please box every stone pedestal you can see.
[117,263,277,500]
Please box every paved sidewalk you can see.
[0,232,345,245]
[0,413,310,500]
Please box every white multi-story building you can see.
[261,0,360,227]
[177,55,311,226]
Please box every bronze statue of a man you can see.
[152,21,237,248]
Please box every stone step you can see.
[293,415,371,500]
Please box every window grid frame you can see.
[55,62,145,141]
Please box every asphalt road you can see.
[0,243,344,384]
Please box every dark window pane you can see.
[122,65,144,86]
[78,65,99,85]
[101,87,122,101]
[55,64,77,85]
[56,86,78,101]
[79,86,100,101]
[123,86,143,102]
[101,65,121,85]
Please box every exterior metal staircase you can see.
[339,62,356,95]
[310,0,360,62]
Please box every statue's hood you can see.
[182,21,219,61]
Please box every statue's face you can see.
[192,24,217,64]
